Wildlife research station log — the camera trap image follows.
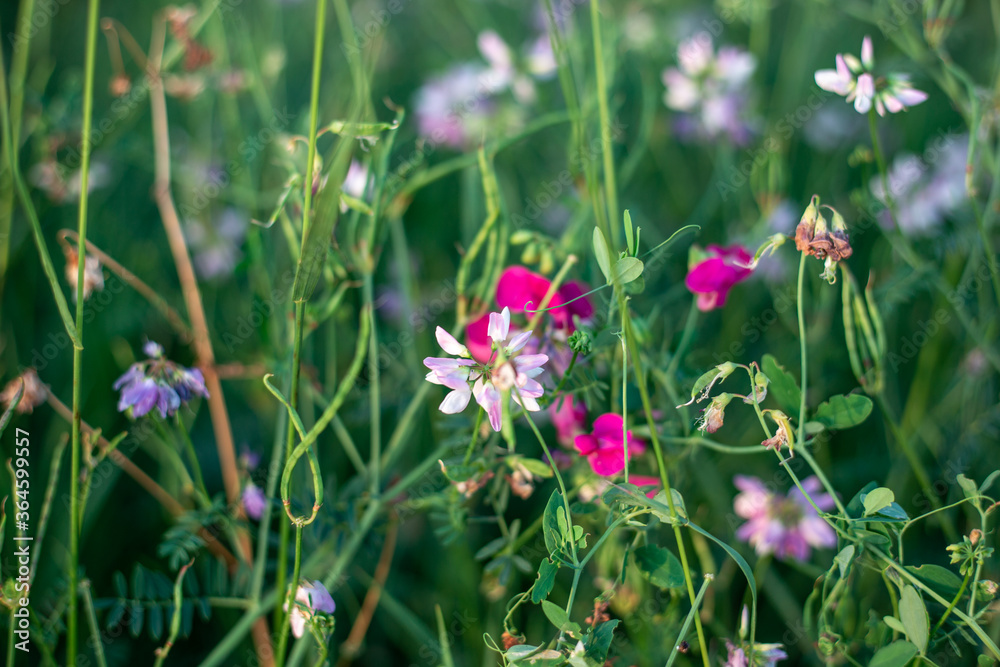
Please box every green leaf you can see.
[863,488,895,517]
[632,545,685,589]
[475,537,507,561]
[584,619,619,662]
[834,545,855,578]
[129,602,144,638]
[515,458,555,479]
[899,585,929,654]
[624,210,634,255]
[904,565,964,597]
[148,603,164,641]
[979,470,1000,493]
[813,394,873,430]
[869,641,918,667]
[532,560,559,604]
[543,490,569,558]
[593,227,612,285]
[323,118,400,136]
[685,520,757,623]
[505,645,564,665]
[883,616,906,634]
[106,601,126,630]
[541,600,570,631]
[956,474,979,501]
[761,354,801,415]
[611,257,644,285]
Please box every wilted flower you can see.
[760,409,796,454]
[64,248,105,301]
[285,580,335,639]
[113,341,209,419]
[795,196,852,282]
[574,414,647,477]
[242,483,267,520]
[814,35,927,116]
[424,307,549,432]
[507,463,537,500]
[662,35,756,144]
[733,475,836,561]
[697,393,734,434]
[684,245,754,311]
[1,369,47,414]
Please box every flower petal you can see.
[436,326,470,356]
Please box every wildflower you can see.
[496,266,593,331]
[185,208,247,280]
[795,196,852,282]
[697,393,734,434]
[723,639,788,667]
[414,64,502,149]
[63,248,104,301]
[242,483,267,521]
[869,135,968,235]
[814,36,927,116]
[501,631,526,650]
[285,580,335,639]
[507,463,537,500]
[423,307,549,432]
[662,35,756,144]
[1,369,47,414]
[760,409,795,454]
[549,395,588,446]
[733,475,836,561]
[113,341,209,419]
[29,158,110,204]
[684,245,754,311]
[340,160,371,212]
[574,414,647,477]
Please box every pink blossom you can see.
[733,475,836,561]
[574,414,647,477]
[814,35,927,116]
[549,395,587,446]
[684,245,754,311]
[496,266,592,330]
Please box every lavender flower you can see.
[285,580,335,639]
[733,475,836,561]
[185,208,247,280]
[113,342,209,419]
[242,483,267,521]
[815,36,927,115]
[724,639,788,667]
[662,35,757,144]
[414,63,502,149]
[424,307,548,432]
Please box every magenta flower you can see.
[549,395,588,446]
[574,414,647,476]
[815,36,927,116]
[685,245,754,311]
[424,307,549,432]
[733,475,836,561]
[496,266,593,331]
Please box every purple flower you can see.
[574,414,647,477]
[242,483,267,521]
[662,36,757,144]
[285,580,335,639]
[733,475,836,561]
[815,36,927,116]
[685,245,754,311]
[724,640,788,667]
[423,307,549,432]
[113,342,209,419]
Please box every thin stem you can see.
[590,0,619,247]
[68,3,101,664]
[623,309,711,667]
[664,575,714,667]
[931,568,971,638]
[462,408,485,466]
[275,525,304,667]
[80,580,109,667]
[795,251,808,455]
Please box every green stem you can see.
[176,414,208,500]
[275,525,304,667]
[67,3,101,664]
[363,273,381,498]
[80,580,108,667]
[462,408,485,466]
[622,309,711,667]
[590,0,619,248]
[664,575,714,667]
[795,252,808,456]
[931,568,971,638]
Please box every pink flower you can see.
[733,475,836,561]
[496,266,593,330]
[549,395,587,446]
[574,414,647,476]
[424,307,549,432]
[684,245,754,311]
[284,580,335,639]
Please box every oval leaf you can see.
[612,257,644,285]
[632,545,685,589]
[899,585,929,654]
[813,394,873,430]
[870,641,918,667]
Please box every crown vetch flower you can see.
[113,341,209,419]
[424,307,549,432]
[684,245,754,311]
[733,475,836,561]
[285,580,336,639]
[815,36,927,116]
[242,483,267,521]
[574,414,647,476]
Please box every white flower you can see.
[814,35,927,116]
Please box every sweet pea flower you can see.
[815,36,927,116]
[424,307,549,432]
[113,341,209,419]
[549,395,588,446]
[685,245,754,311]
[574,414,647,476]
[733,475,836,561]
[285,580,336,639]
